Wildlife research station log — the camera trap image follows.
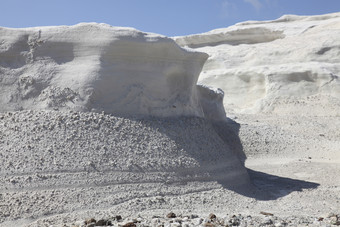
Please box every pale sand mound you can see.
[0,110,249,226]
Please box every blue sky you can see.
[1,0,339,36]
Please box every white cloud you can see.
[244,0,262,11]
[221,0,238,18]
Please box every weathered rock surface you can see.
[0,23,214,118]
[174,12,340,115]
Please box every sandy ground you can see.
[0,109,339,227]
[239,113,340,215]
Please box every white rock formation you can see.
[174,12,340,115]
[0,24,249,226]
[1,14,340,226]
[0,23,216,118]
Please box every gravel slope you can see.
[0,110,249,226]
[0,110,339,227]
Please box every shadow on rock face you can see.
[144,116,251,190]
[212,118,247,165]
[210,117,319,200]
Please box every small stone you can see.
[260,211,274,216]
[73,220,84,226]
[190,214,199,219]
[209,213,217,220]
[330,216,338,221]
[85,218,96,225]
[152,218,160,224]
[122,222,136,227]
[167,212,176,218]
[330,216,340,225]
[229,217,240,226]
[192,218,203,225]
[115,215,123,221]
[327,213,336,218]
[170,222,181,227]
[274,221,287,227]
[25,176,32,182]
[95,219,112,226]
[136,217,143,223]
[262,217,273,225]
[9,179,17,184]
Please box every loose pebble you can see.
[70,213,340,227]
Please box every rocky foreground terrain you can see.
[40,212,340,227]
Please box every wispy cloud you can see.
[244,0,262,11]
[221,0,238,18]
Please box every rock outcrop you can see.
[0,23,214,118]
[0,24,249,225]
[174,12,340,115]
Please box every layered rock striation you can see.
[174,12,340,115]
[0,23,225,119]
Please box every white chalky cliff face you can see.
[0,23,212,118]
[0,24,250,225]
[174,12,340,115]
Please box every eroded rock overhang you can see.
[0,23,225,120]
